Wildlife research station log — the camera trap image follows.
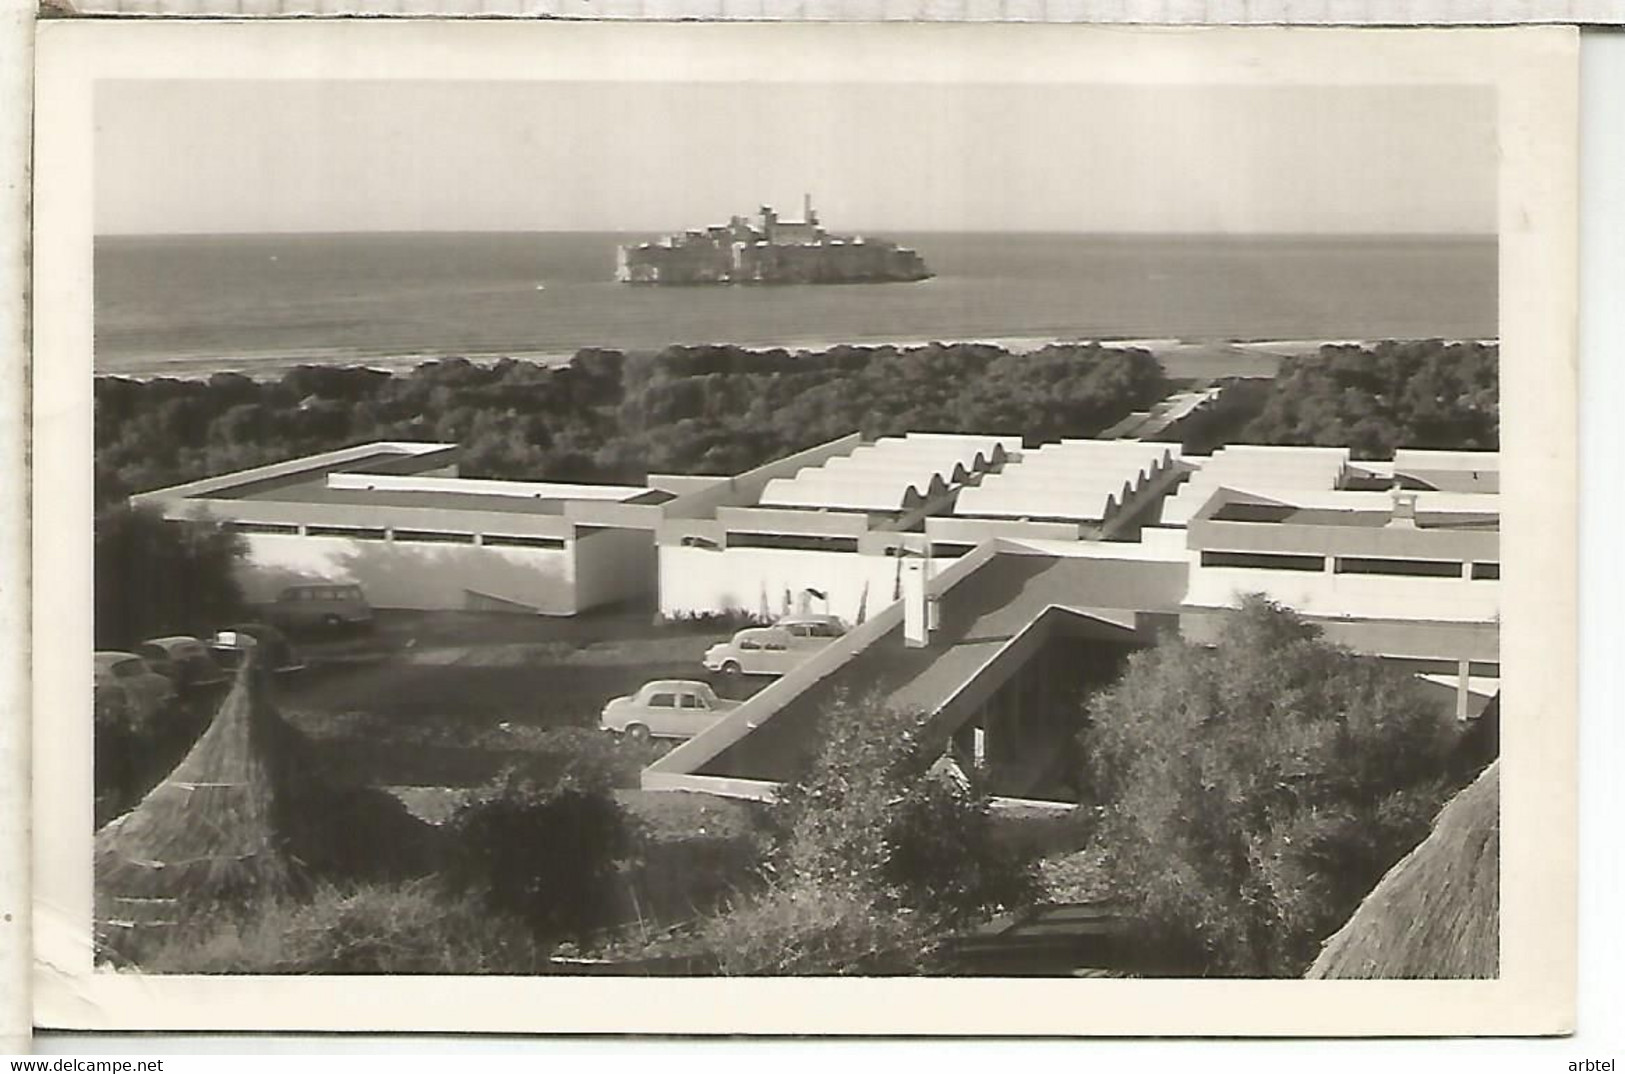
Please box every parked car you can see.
[703,614,848,678]
[263,582,373,634]
[136,635,228,693]
[600,679,740,742]
[93,679,130,726]
[211,622,305,674]
[776,614,848,637]
[93,651,176,725]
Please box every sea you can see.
[94,232,1498,379]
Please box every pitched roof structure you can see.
[758,433,1014,513]
[1307,760,1499,979]
[95,654,440,938]
[954,441,1176,523]
[95,661,311,927]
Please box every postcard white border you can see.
[31,21,1578,1036]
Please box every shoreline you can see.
[93,335,1500,384]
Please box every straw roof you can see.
[95,660,316,927]
[1307,760,1499,980]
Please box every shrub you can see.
[446,775,633,945]
[772,690,1039,926]
[678,691,1039,974]
[882,770,1040,925]
[660,609,771,632]
[474,725,657,792]
[696,879,930,976]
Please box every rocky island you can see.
[615,197,932,286]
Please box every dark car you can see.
[137,635,229,693]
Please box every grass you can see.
[112,880,550,975]
[275,607,769,790]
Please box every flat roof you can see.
[220,476,576,516]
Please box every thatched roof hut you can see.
[94,660,314,929]
[96,647,446,949]
[1307,760,1499,980]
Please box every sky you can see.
[95,81,1497,236]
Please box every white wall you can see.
[1184,564,1499,624]
[658,545,911,624]
[237,533,576,614]
[573,528,657,612]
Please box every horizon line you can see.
[96,227,1500,241]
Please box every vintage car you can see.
[211,622,306,675]
[599,679,740,742]
[93,651,177,725]
[702,614,848,678]
[136,635,229,693]
[262,583,374,634]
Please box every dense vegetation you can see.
[447,776,633,947]
[93,342,1169,504]
[1242,340,1498,458]
[1075,597,1469,977]
[687,692,1039,975]
[94,504,246,648]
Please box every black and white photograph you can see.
[29,21,1578,1035]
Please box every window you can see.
[648,693,677,709]
[1335,557,1462,578]
[728,532,860,553]
[483,534,568,550]
[1199,550,1324,572]
[679,694,707,710]
[739,637,763,651]
[306,525,388,541]
[1471,562,1500,580]
[229,521,300,536]
[763,639,788,652]
[114,660,146,679]
[393,529,476,545]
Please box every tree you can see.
[695,691,1038,974]
[1080,597,1463,977]
[93,504,247,648]
[1242,340,1498,458]
[96,342,1171,501]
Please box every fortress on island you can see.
[615,196,933,286]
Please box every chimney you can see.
[1388,488,1419,529]
[903,557,929,647]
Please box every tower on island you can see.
[615,198,931,286]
